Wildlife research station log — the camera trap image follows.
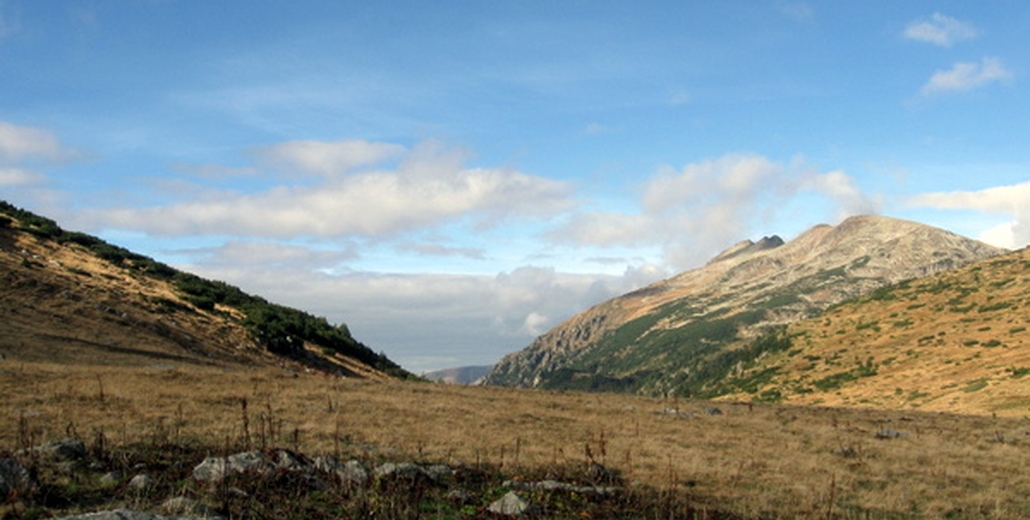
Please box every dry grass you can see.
[3,358,1030,518]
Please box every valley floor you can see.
[2,359,1030,518]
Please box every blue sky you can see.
[2,1,1028,373]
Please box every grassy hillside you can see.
[0,200,413,379]
[715,247,1030,415]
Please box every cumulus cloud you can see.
[920,57,1012,95]
[183,255,661,373]
[0,121,72,163]
[907,182,1030,248]
[82,140,574,238]
[903,13,977,47]
[550,154,879,269]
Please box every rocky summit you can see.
[484,215,1006,396]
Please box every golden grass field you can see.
[3,358,1030,519]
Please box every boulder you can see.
[313,456,369,486]
[488,491,539,517]
[33,438,87,461]
[127,474,154,491]
[192,451,271,482]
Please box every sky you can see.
[2,1,1028,374]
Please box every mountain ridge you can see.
[484,215,1007,396]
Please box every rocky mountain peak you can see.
[484,215,1007,394]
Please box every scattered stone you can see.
[703,407,723,416]
[127,474,154,491]
[100,471,123,485]
[488,491,539,517]
[32,438,87,461]
[504,479,618,496]
[424,464,453,482]
[445,488,473,505]
[374,462,426,481]
[274,450,309,471]
[160,497,222,518]
[0,458,31,504]
[192,451,271,482]
[313,456,369,486]
[875,428,907,440]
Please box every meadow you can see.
[3,358,1029,518]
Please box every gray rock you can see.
[445,488,473,505]
[313,456,369,486]
[100,471,123,485]
[424,464,453,482]
[0,458,31,504]
[34,438,87,461]
[160,497,222,518]
[374,462,425,481]
[192,451,271,482]
[127,474,154,490]
[273,450,309,471]
[504,479,618,496]
[488,491,539,516]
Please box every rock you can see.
[0,458,31,504]
[445,488,473,505]
[703,407,724,416]
[192,451,271,482]
[273,450,309,471]
[488,491,539,517]
[504,479,618,496]
[160,497,222,518]
[424,464,453,482]
[127,474,154,490]
[586,463,618,484]
[374,462,425,481]
[313,456,369,486]
[33,438,87,461]
[100,471,123,485]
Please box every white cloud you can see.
[0,122,68,163]
[903,13,977,47]
[255,139,406,177]
[183,255,661,373]
[550,154,879,269]
[908,182,1030,248]
[0,167,44,187]
[920,57,1012,95]
[82,140,575,238]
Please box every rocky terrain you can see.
[485,216,1006,398]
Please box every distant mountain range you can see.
[0,200,414,380]
[484,215,1013,413]
[423,365,493,385]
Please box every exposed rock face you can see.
[484,216,1006,395]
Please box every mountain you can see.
[423,365,493,385]
[0,201,413,379]
[715,245,1030,415]
[484,215,1006,397]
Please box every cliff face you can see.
[484,215,1006,395]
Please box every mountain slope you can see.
[0,201,413,379]
[484,215,1006,396]
[717,246,1030,415]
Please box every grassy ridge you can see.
[0,200,412,379]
